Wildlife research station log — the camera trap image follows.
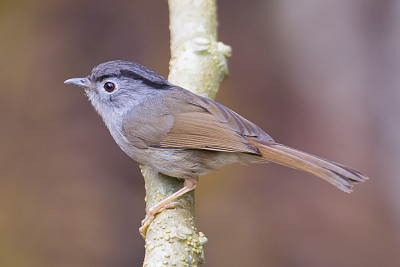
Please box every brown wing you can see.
[122,87,273,154]
[158,112,261,153]
[190,94,274,143]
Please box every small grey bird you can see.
[65,60,368,236]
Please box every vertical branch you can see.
[168,0,231,98]
[142,0,231,266]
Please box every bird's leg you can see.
[139,177,198,238]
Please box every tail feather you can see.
[250,142,368,193]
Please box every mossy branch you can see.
[142,0,231,266]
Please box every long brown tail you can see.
[250,142,368,193]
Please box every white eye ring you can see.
[104,82,116,93]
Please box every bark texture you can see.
[142,0,231,266]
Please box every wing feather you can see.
[157,112,260,153]
[121,87,272,155]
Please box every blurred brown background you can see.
[1,0,399,266]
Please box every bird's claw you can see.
[139,201,181,238]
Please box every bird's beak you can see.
[64,77,90,88]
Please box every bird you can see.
[65,60,368,236]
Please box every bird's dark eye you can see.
[104,82,115,92]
